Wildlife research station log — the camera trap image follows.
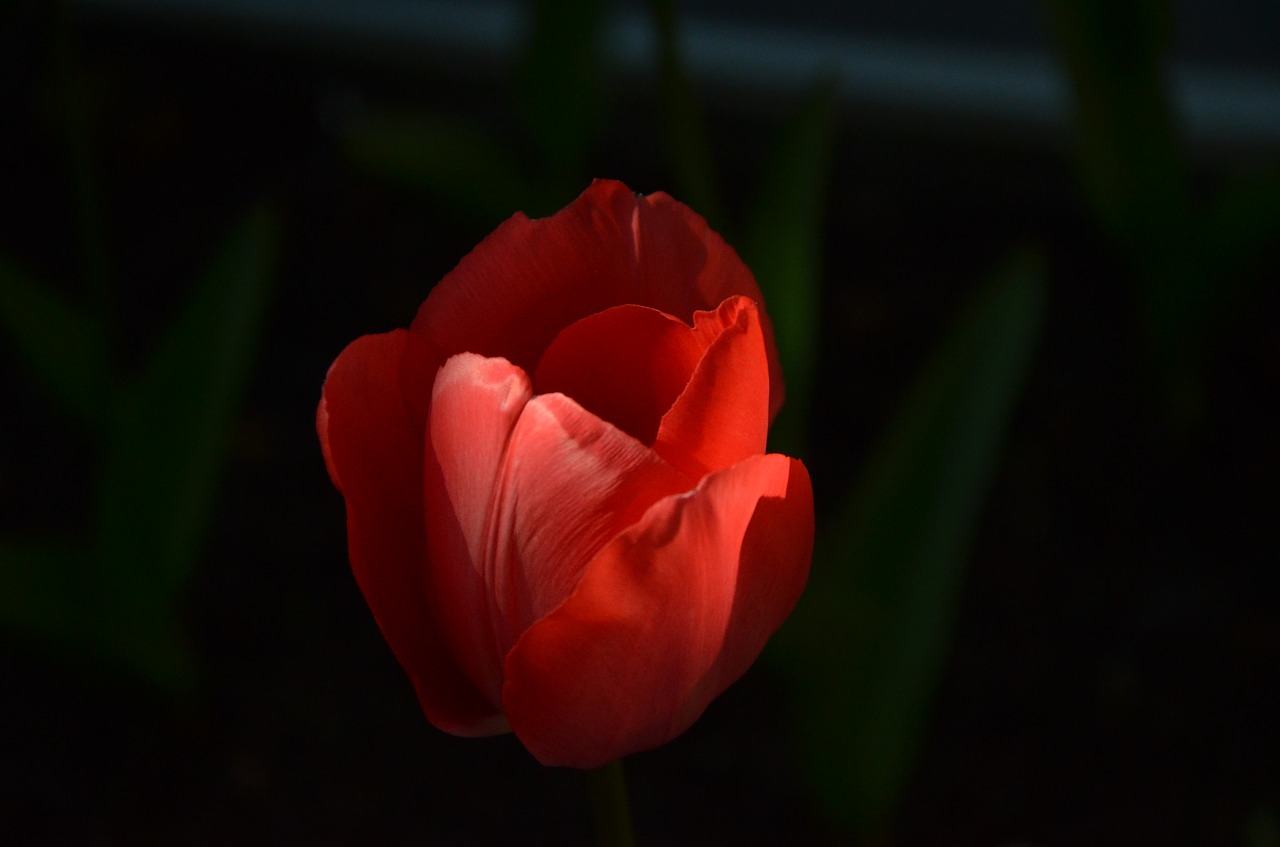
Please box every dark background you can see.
[2,1,1277,844]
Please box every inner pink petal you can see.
[486,392,689,654]
[533,305,711,445]
[425,353,535,704]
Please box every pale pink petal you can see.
[424,353,535,705]
[489,392,690,647]
[425,355,688,701]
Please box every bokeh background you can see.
[2,1,1277,844]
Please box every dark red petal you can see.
[318,332,505,736]
[501,454,814,768]
[653,296,771,479]
[533,304,708,445]
[409,179,784,419]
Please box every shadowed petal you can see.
[501,454,814,768]
[409,180,784,419]
[319,332,505,736]
[534,304,709,446]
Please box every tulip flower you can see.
[318,179,813,768]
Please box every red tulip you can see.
[318,179,813,768]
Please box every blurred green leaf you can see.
[0,539,190,681]
[1043,0,1187,249]
[741,79,839,458]
[1044,0,1209,419]
[90,204,277,692]
[1200,163,1280,291]
[340,108,533,224]
[650,0,723,227]
[1153,162,1280,404]
[517,0,612,189]
[784,251,1046,837]
[0,254,109,426]
[0,540,91,643]
[1247,807,1280,847]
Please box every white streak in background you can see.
[74,0,1280,150]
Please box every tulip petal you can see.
[654,296,771,479]
[533,304,709,445]
[493,393,691,645]
[501,454,814,768]
[318,332,505,736]
[426,354,688,702]
[409,179,784,419]
[423,353,535,704]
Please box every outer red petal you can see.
[406,179,784,424]
[653,296,771,479]
[318,332,505,736]
[500,454,814,768]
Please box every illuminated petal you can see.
[502,454,814,767]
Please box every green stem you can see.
[586,759,636,847]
